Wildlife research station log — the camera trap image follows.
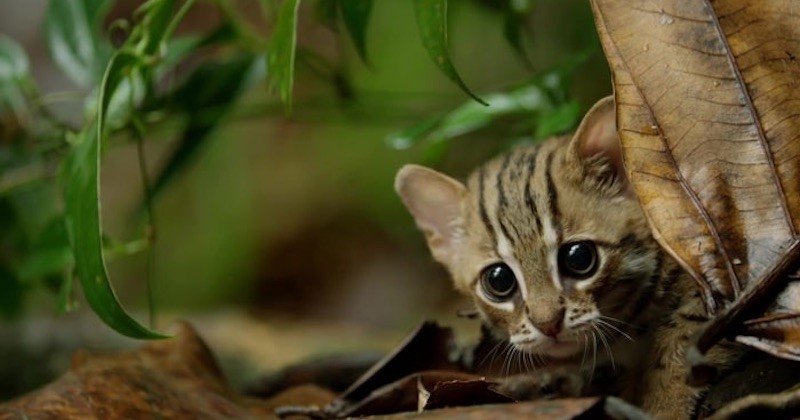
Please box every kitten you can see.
[394,96,740,418]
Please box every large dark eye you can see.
[558,241,599,279]
[480,263,518,301]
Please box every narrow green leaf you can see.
[502,0,534,67]
[97,51,141,137]
[267,0,301,110]
[158,35,201,76]
[535,100,581,139]
[340,0,372,63]
[388,53,589,155]
[395,84,547,148]
[0,36,29,81]
[61,49,161,338]
[420,137,450,167]
[151,24,238,90]
[413,0,486,105]
[0,35,33,117]
[534,49,591,104]
[386,115,442,150]
[135,0,177,55]
[62,124,165,339]
[44,0,111,87]
[150,54,265,199]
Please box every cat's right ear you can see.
[568,95,632,195]
[395,164,467,267]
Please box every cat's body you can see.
[395,97,740,418]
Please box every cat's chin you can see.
[514,339,581,359]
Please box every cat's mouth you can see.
[512,337,581,359]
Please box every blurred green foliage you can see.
[0,0,607,337]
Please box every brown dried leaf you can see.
[707,385,800,420]
[338,371,513,417]
[0,322,291,419]
[699,349,800,416]
[737,313,800,359]
[423,377,515,410]
[336,321,460,404]
[371,398,607,419]
[591,0,800,359]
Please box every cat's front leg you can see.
[496,368,585,401]
[640,296,740,419]
[641,319,704,418]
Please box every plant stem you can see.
[163,0,199,42]
[132,118,158,329]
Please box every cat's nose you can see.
[533,308,565,338]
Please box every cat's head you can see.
[395,96,663,359]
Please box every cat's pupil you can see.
[481,263,517,300]
[558,241,598,279]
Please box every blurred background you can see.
[0,0,609,400]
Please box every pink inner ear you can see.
[578,104,625,177]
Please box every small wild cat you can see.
[395,96,740,418]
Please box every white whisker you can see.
[597,318,634,342]
[580,331,588,372]
[480,339,506,371]
[600,314,643,331]
[593,322,615,371]
[590,329,598,383]
[501,343,514,378]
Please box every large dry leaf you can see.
[591,0,800,360]
[322,370,513,417]
[337,321,461,404]
[706,385,800,420]
[0,322,335,419]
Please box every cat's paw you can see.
[496,371,584,401]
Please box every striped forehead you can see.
[468,141,566,290]
[469,143,563,247]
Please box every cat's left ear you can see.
[395,164,467,269]
[567,95,630,194]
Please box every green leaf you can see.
[502,0,534,67]
[134,0,177,56]
[534,49,591,104]
[393,83,547,148]
[62,124,165,339]
[413,0,486,105]
[58,41,166,338]
[0,36,29,81]
[44,0,111,87]
[0,35,33,118]
[151,24,236,99]
[386,115,442,150]
[535,100,581,139]
[157,35,201,76]
[150,54,266,199]
[420,137,450,167]
[94,51,142,138]
[388,53,590,154]
[340,0,372,63]
[431,86,546,140]
[267,0,301,110]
